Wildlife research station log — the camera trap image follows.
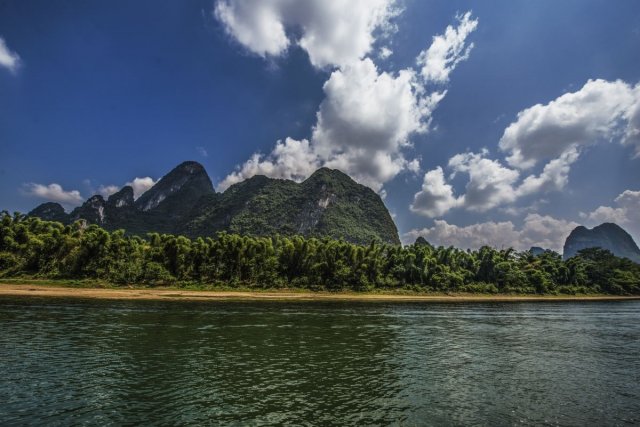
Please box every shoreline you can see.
[0,283,639,303]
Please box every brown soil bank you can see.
[1,284,639,303]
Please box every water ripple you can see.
[0,298,639,425]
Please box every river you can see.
[1,297,638,425]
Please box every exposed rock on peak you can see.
[563,223,640,263]
[135,161,214,212]
[70,195,106,224]
[107,186,134,208]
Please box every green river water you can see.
[0,297,638,425]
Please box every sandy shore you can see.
[0,283,639,303]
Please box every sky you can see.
[1,0,639,252]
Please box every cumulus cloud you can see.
[126,177,157,199]
[622,92,640,157]
[215,0,290,58]
[0,37,21,74]
[515,148,579,197]
[378,46,393,60]
[311,58,436,190]
[218,138,319,191]
[215,0,400,68]
[416,12,478,84]
[412,79,640,218]
[404,213,579,252]
[581,189,640,241]
[499,79,640,169]
[410,167,459,217]
[22,183,84,206]
[412,148,579,217]
[448,150,520,211]
[218,10,477,192]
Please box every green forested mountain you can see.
[27,162,400,245]
[2,213,639,294]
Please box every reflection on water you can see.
[0,298,639,425]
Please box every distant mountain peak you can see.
[134,161,214,212]
[174,160,207,174]
[563,222,640,263]
[107,186,134,208]
[28,202,67,223]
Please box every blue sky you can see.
[1,0,639,251]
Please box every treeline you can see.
[1,212,639,294]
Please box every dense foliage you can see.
[182,168,400,245]
[2,212,639,294]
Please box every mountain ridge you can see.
[27,161,400,245]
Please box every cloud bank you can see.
[404,214,579,253]
[407,188,640,252]
[22,183,83,206]
[412,79,640,217]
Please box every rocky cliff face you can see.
[107,186,134,209]
[134,161,214,212]
[27,162,400,245]
[70,195,107,225]
[563,223,640,263]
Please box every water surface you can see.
[0,297,638,425]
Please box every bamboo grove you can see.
[1,212,639,294]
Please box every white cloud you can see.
[515,147,579,197]
[416,12,478,84]
[448,150,519,211]
[622,88,640,157]
[312,58,433,191]
[126,177,157,199]
[408,189,640,253]
[215,0,400,69]
[582,189,640,241]
[218,137,319,191]
[97,185,120,198]
[378,46,393,60]
[26,176,157,206]
[412,79,640,218]
[219,10,477,192]
[404,213,579,252]
[22,183,83,206]
[499,79,640,169]
[215,0,289,58]
[410,167,460,217]
[0,37,21,74]
[412,148,570,218]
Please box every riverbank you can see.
[0,283,638,302]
